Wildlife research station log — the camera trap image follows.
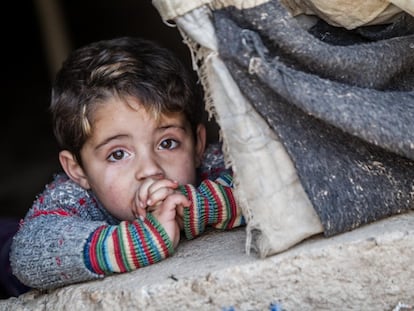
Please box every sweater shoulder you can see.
[25,172,102,220]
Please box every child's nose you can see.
[134,152,163,180]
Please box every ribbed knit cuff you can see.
[179,184,208,239]
[84,213,174,275]
[180,181,230,239]
[179,177,245,240]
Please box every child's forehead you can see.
[92,95,189,126]
[157,111,187,122]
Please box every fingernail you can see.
[139,215,145,221]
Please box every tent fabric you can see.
[279,0,406,29]
[153,0,414,28]
[153,0,270,21]
[152,0,414,258]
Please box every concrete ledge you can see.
[1,211,413,310]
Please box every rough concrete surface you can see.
[1,211,413,311]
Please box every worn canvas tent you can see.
[152,0,414,258]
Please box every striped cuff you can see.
[179,177,244,240]
[179,184,209,239]
[84,213,174,275]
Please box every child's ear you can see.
[59,150,91,189]
[195,124,207,168]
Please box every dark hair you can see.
[50,36,203,164]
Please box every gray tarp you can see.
[153,0,414,257]
[214,1,414,236]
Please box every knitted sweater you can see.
[10,144,245,290]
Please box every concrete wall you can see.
[1,211,413,310]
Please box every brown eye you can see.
[108,149,127,162]
[159,139,179,150]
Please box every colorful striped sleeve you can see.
[84,213,174,275]
[179,173,245,240]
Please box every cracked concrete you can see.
[1,211,413,310]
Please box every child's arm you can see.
[86,190,187,275]
[178,172,245,239]
[83,213,174,276]
[10,174,175,290]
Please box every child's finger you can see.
[135,203,147,220]
[131,198,145,220]
[146,187,175,206]
[137,178,156,209]
[150,193,189,219]
[147,179,178,198]
[175,213,184,231]
[162,193,191,211]
[138,178,178,208]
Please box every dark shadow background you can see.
[1,0,218,220]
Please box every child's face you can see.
[72,97,205,221]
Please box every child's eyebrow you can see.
[94,134,129,150]
[157,124,187,132]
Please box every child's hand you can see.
[150,193,189,248]
[133,178,180,219]
[175,204,185,231]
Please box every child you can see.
[9,36,244,293]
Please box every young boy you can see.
[9,37,244,292]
